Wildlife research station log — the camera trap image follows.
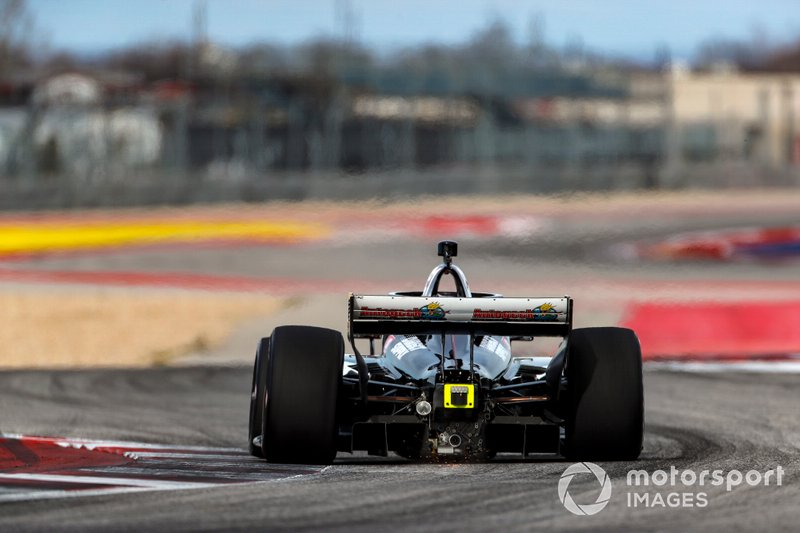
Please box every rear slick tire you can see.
[563,327,643,460]
[261,325,344,465]
[248,337,270,458]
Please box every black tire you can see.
[248,337,270,458]
[261,325,344,465]
[563,327,643,460]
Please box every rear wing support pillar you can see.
[347,295,370,408]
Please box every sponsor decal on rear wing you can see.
[348,294,572,337]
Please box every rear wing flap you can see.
[348,294,573,338]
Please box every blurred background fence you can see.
[1,1,800,208]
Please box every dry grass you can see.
[0,287,283,369]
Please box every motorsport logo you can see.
[472,302,559,321]
[558,463,785,515]
[558,462,612,516]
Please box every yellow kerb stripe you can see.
[0,220,329,254]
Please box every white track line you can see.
[0,434,244,453]
[0,473,216,489]
[124,452,251,460]
[0,487,152,503]
[647,360,800,373]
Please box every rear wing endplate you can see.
[348,294,572,338]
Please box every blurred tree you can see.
[653,43,672,71]
[692,25,781,71]
[393,44,461,94]
[42,51,80,72]
[103,41,193,81]
[237,44,289,77]
[694,36,765,70]
[295,38,372,82]
[760,40,800,72]
[526,12,559,68]
[463,18,517,93]
[0,0,34,75]
[693,29,800,73]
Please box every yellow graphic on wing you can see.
[420,301,446,319]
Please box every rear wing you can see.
[348,294,572,338]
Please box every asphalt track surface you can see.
[0,368,797,531]
[1,201,799,531]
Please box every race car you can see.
[248,241,643,464]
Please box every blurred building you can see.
[0,71,162,182]
[1,55,799,202]
[664,66,800,167]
